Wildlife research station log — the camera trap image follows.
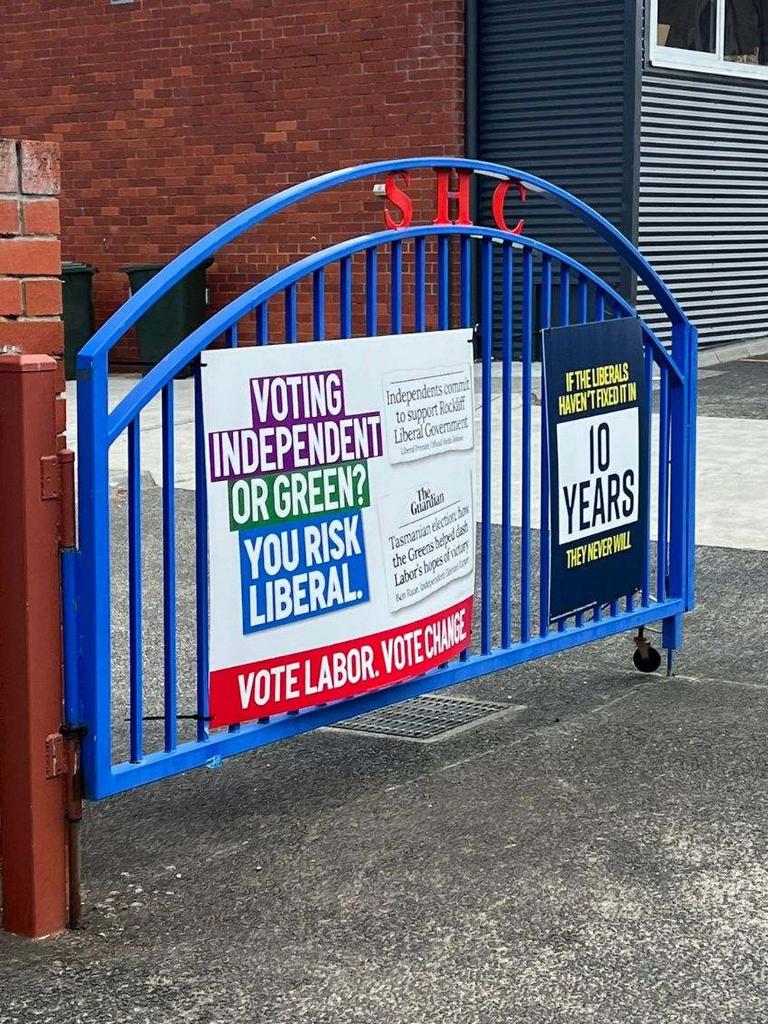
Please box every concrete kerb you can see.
[493,335,768,380]
[696,335,768,367]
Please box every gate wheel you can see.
[633,645,662,673]
[633,627,662,673]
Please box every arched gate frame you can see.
[70,158,697,800]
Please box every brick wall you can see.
[0,0,464,358]
[0,139,64,400]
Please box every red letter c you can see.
[492,180,527,234]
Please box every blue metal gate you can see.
[66,158,697,800]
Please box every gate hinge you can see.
[45,733,68,778]
[45,728,83,779]
[40,455,60,500]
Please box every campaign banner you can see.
[203,329,475,728]
[542,318,648,620]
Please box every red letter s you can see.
[384,172,413,230]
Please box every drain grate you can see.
[329,694,518,743]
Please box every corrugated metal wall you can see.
[476,0,637,307]
[638,69,768,345]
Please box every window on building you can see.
[725,0,768,64]
[657,0,717,52]
[651,0,768,79]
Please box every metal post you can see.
[685,323,698,611]
[0,353,69,937]
[59,447,83,929]
[662,320,691,657]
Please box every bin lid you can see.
[119,263,164,274]
[62,261,98,274]
[119,257,214,274]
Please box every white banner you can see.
[201,329,476,727]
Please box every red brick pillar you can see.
[0,139,69,937]
[0,138,65,441]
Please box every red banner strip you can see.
[209,597,473,727]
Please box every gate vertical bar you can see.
[574,274,588,627]
[256,302,268,345]
[194,362,210,741]
[559,265,570,327]
[460,233,473,661]
[597,291,619,619]
[685,324,698,609]
[414,237,426,332]
[459,235,471,328]
[285,284,298,342]
[162,383,178,752]
[480,238,493,653]
[365,250,377,336]
[77,350,113,796]
[500,242,513,648]
[339,260,351,338]
[520,248,533,643]
[642,343,653,606]
[539,256,552,635]
[555,264,570,630]
[313,270,326,340]
[663,320,693,653]
[128,419,143,762]
[657,367,670,602]
[577,274,588,324]
[391,242,402,333]
[438,236,450,330]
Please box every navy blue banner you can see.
[543,318,648,620]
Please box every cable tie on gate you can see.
[130,713,213,723]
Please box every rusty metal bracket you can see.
[59,723,85,929]
[45,727,83,780]
[57,449,76,548]
[43,724,86,929]
[45,732,69,779]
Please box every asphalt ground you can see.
[694,355,768,420]
[1,357,767,1024]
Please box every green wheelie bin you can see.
[120,257,214,373]
[62,261,98,380]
